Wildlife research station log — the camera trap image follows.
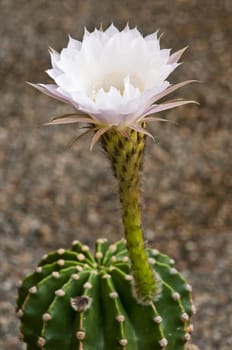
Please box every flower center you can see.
[90,72,144,101]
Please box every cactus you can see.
[17,26,198,350]
[16,238,194,350]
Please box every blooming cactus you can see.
[29,24,196,148]
[18,24,199,350]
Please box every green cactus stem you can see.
[101,128,159,304]
[16,239,195,350]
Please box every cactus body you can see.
[17,239,194,350]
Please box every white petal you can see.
[55,73,76,91]
[48,48,60,68]
[67,35,81,50]
[160,48,171,62]
[145,31,159,42]
[168,46,188,64]
[28,83,79,109]
[46,68,62,80]
[123,76,141,101]
[104,23,119,37]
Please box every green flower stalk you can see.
[101,128,160,304]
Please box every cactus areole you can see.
[17,24,197,350]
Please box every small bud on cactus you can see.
[16,239,194,350]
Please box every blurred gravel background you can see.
[0,0,231,349]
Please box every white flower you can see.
[30,24,196,149]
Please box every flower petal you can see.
[28,83,79,109]
[142,116,175,124]
[168,46,188,64]
[67,35,81,50]
[151,80,197,104]
[90,126,109,150]
[45,114,95,126]
[129,124,155,140]
[143,99,198,117]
